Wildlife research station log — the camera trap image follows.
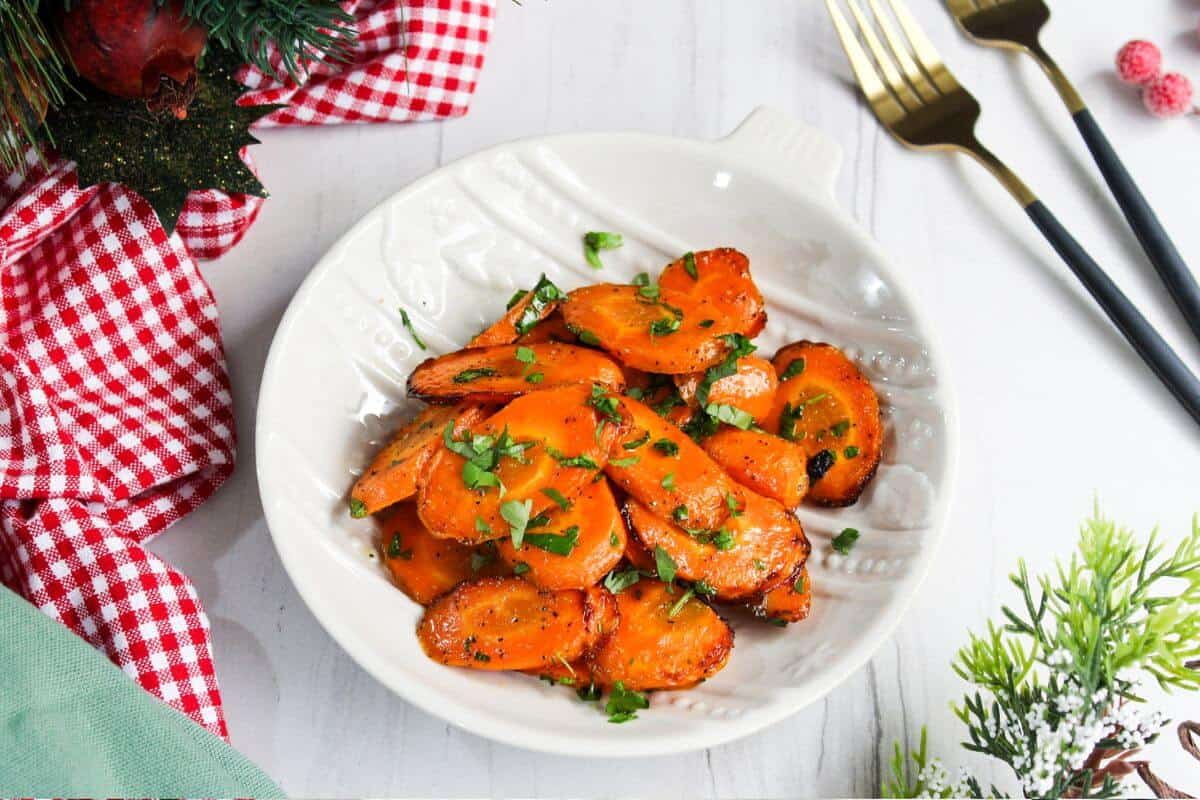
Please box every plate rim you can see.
[255,110,961,757]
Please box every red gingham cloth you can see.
[0,0,493,740]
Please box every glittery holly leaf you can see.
[46,50,279,234]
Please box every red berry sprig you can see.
[1115,39,1195,120]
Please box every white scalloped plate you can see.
[256,107,958,757]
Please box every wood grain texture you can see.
[152,0,1200,795]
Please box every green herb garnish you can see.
[693,580,717,597]
[652,438,679,457]
[525,372,545,384]
[453,367,499,384]
[661,472,676,490]
[706,403,754,430]
[780,358,805,381]
[541,487,572,512]
[610,455,640,468]
[514,275,565,335]
[349,498,367,518]
[605,681,649,723]
[501,499,534,549]
[831,527,859,555]
[830,419,851,437]
[399,308,427,350]
[696,333,757,408]
[649,316,681,337]
[583,231,623,269]
[844,445,860,459]
[623,431,651,450]
[725,493,742,517]
[682,251,698,279]
[523,526,581,556]
[516,346,536,364]
[603,568,643,594]
[698,318,715,329]
[672,505,689,523]
[668,588,696,619]
[654,545,678,584]
[778,402,804,442]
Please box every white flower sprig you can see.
[884,508,1200,799]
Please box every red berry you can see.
[1115,40,1162,86]
[1143,72,1194,118]
[59,0,207,118]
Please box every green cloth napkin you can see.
[0,584,281,796]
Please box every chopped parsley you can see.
[541,487,572,511]
[753,558,767,571]
[523,526,581,556]
[649,316,681,337]
[577,682,602,702]
[473,651,491,663]
[706,403,754,430]
[568,325,602,346]
[587,384,623,424]
[609,455,640,468]
[546,446,600,469]
[583,231,623,269]
[672,504,689,523]
[654,545,678,584]
[506,289,528,310]
[793,574,806,594]
[500,499,533,549]
[780,358,806,381]
[832,527,860,555]
[603,568,643,594]
[453,367,499,384]
[698,318,715,328]
[386,533,411,560]
[693,580,717,597]
[696,333,757,409]
[515,346,536,364]
[605,681,649,723]
[778,402,805,442]
[668,588,696,619]
[844,445,860,458]
[623,431,651,450]
[652,438,679,457]
[682,251,698,280]
[443,424,535,493]
[687,526,735,551]
[806,392,830,407]
[725,493,742,517]
[632,272,660,300]
[475,516,493,535]
[514,275,564,335]
[348,498,367,518]
[525,372,545,384]
[399,308,427,350]
[830,419,851,437]
[609,530,620,548]
[661,472,676,490]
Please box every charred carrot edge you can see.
[749,565,812,624]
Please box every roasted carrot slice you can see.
[408,343,624,404]
[515,309,577,345]
[560,283,749,374]
[418,577,614,671]
[675,355,778,424]
[497,479,627,590]
[749,566,811,624]
[764,342,883,506]
[468,274,564,347]
[622,528,658,572]
[658,248,766,338]
[603,396,741,531]
[377,503,508,604]
[701,428,810,508]
[417,385,627,543]
[624,490,809,600]
[589,578,733,690]
[351,402,489,517]
[622,367,694,426]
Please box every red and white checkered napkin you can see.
[183,0,495,260]
[0,0,493,740]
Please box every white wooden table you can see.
[153,1,1200,795]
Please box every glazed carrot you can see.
[749,566,811,624]
[468,274,564,347]
[622,367,694,427]
[497,479,627,590]
[658,248,766,338]
[603,396,742,531]
[377,503,508,605]
[701,428,810,508]
[418,577,615,671]
[351,402,489,517]
[764,341,883,506]
[515,310,577,345]
[622,528,658,572]
[675,354,778,424]
[624,490,810,600]
[408,343,624,404]
[589,578,733,690]
[560,283,749,373]
[417,385,627,543]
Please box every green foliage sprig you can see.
[0,0,72,171]
[180,0,357,83]
[884,508,1200,799]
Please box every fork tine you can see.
[843,0,923,111]
[824,0,908,126]
[881,0,960,95]
[866,0,940,103]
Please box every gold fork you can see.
[947,0,1200,346]
[824,0,1200,427]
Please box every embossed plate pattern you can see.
[256,107,958,757]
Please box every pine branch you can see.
[180,0,357,83]
[0,0,72,171]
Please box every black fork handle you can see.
[1073,109,1200,344]
[1026,200,1200,427]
